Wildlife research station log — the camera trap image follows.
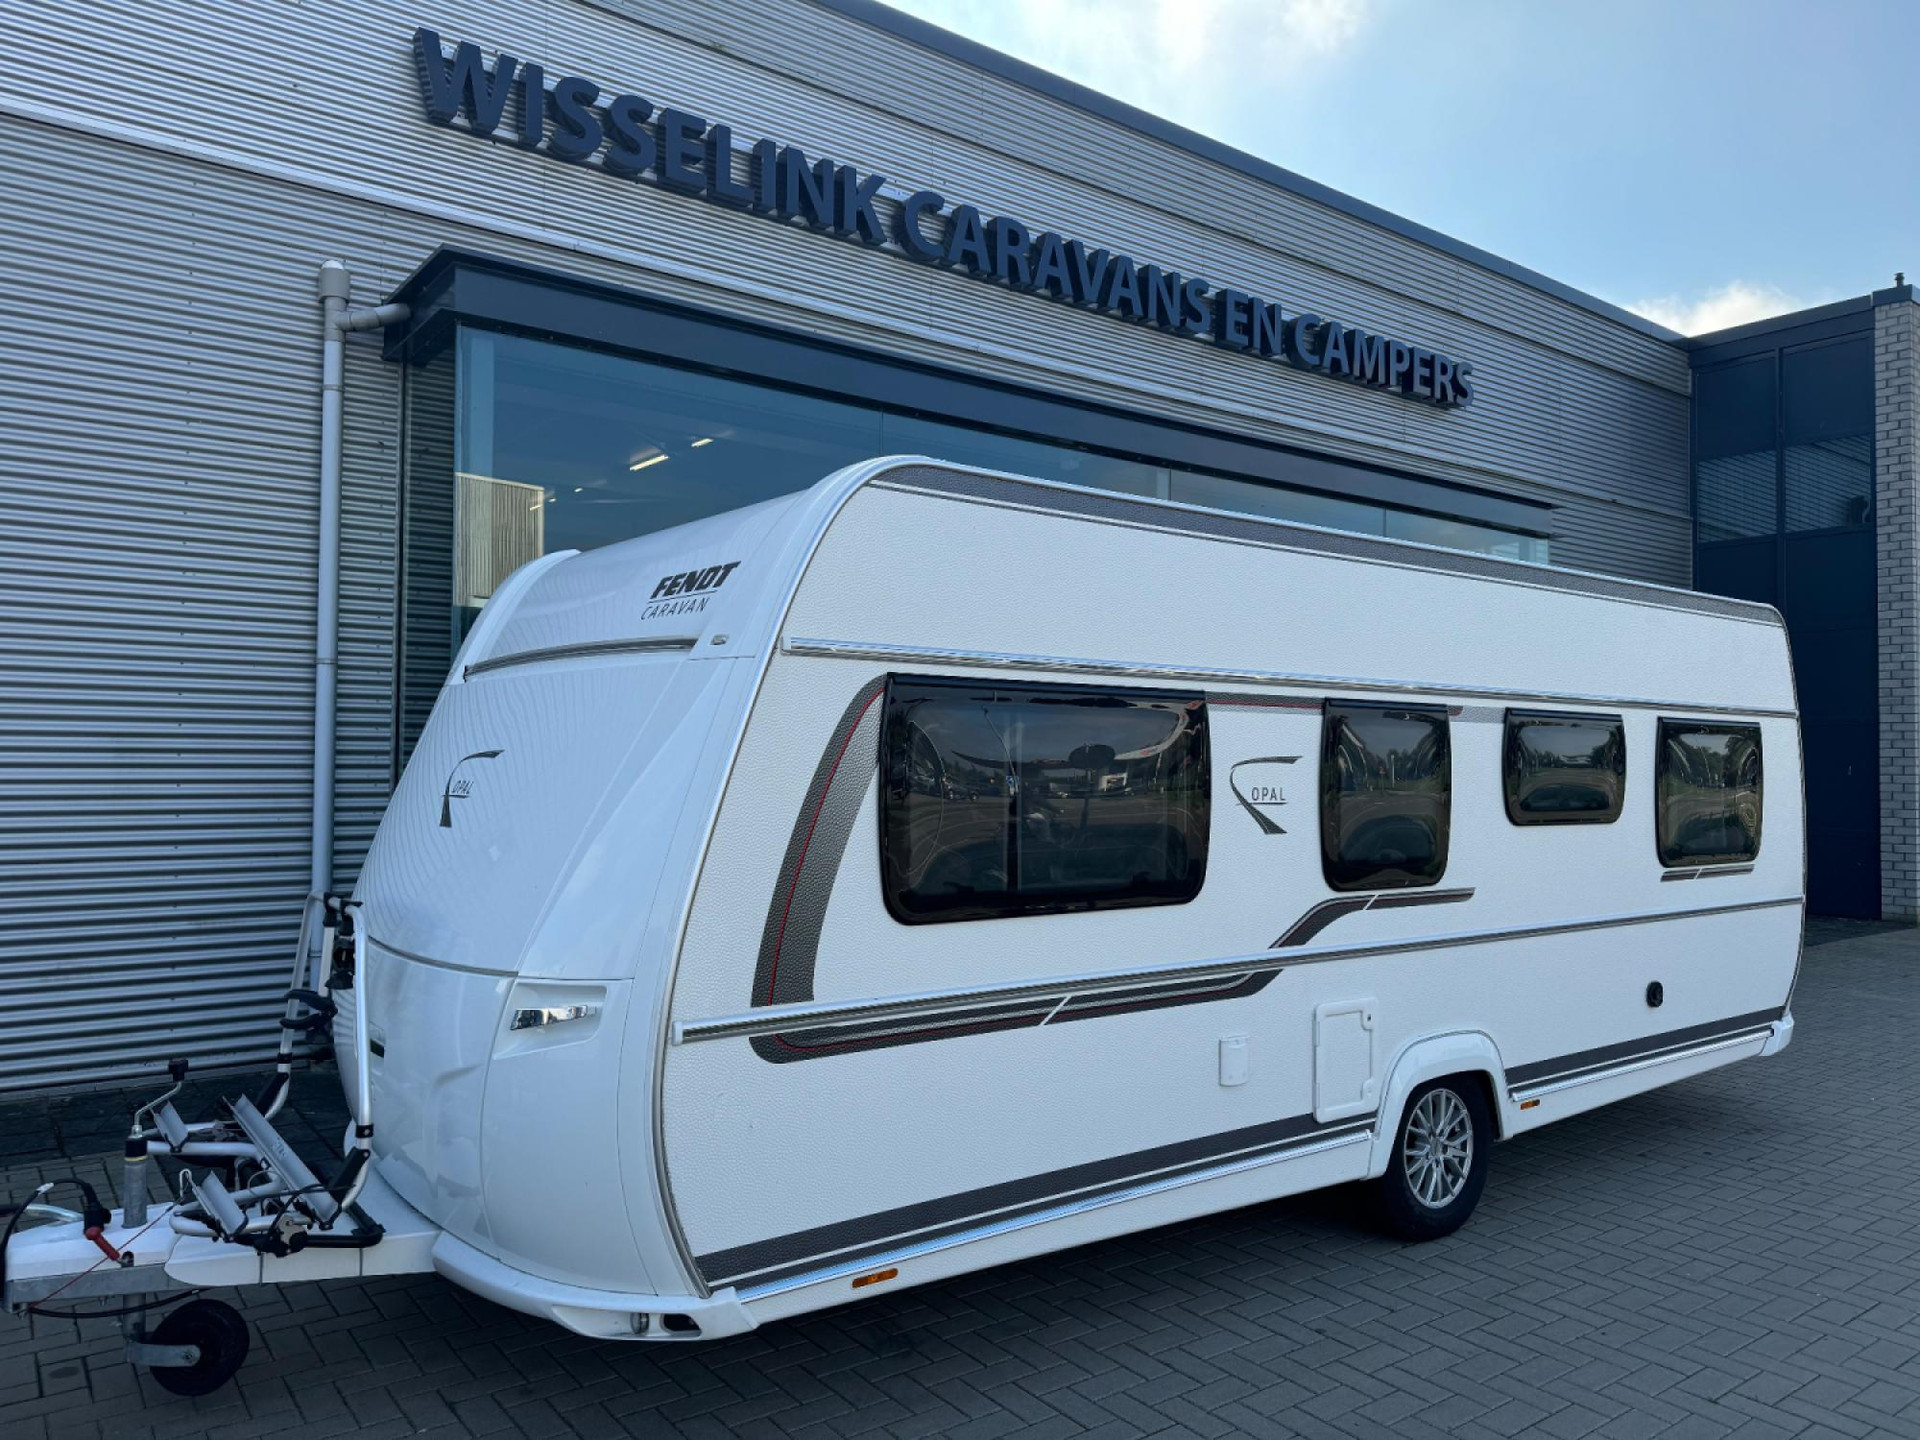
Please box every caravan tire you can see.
[1373,1077,1490,1243]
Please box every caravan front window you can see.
[1320,702,1452,891]
[880,677,1210,924]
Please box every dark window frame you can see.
[1501,708,1627,826]
[1319,699,1452,892]
[1654,719,1764,867]
[878,673,1211,925]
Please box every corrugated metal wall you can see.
[0,0,1692,1089]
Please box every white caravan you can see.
[4,457,1800,1393]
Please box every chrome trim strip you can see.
[780,637,1800,720]
[674,895,1804,1046]
[1660,864,1754,882]
[464,634,697,678]
[509,1004,600,1031]
[1511,1028,1773,1101]
[736,1125,1373,1301]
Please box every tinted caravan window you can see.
[881,676,1209,923]
[1321,702,1451,891]
[1503,709,1626,825]
[1656,721,1763,866]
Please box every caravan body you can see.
[346,456,1801,1339]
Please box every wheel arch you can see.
[1365,1030,1515,1179]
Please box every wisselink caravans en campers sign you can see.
[411,28,1477,409]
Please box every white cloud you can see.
[890,0,1370,131]
[1631,281,1806,336]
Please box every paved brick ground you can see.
[2,922,1917,1439]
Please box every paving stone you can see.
[0,926,1914,1436]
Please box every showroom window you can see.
[398,327,1549,766]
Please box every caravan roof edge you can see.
[853,459,1782,629]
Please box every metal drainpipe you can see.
[311,262,409,982]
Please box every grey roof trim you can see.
[870,460,1783,626]
[1682,294,1877,351]
[811,0,1684,347]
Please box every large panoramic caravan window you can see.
[1655,722,1763,866]
[880,677,1209,924]
[1320,702,1451,890]
[1503,710,1626,825]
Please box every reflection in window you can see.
[1693,355,1778,544]
[1784,437,1871,532]
[452,328,884,637]
[881,677,1209,923]
[1171,470,1547,562]
[880,414,1170,497]
[1696,452,1776,541]
[1320,702,1451,890]
[1655,721,1762,866]
[1783,335,1871,533]
[1382,509,1546,562]
[1502,710,1625,825]
[411,327,1554,760]
[448,331,1552,644]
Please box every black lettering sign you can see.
[410,28,1478,410]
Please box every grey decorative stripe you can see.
[1267,887,1470,948]
[872,469,1780,626]
[697,1109,1374,1288]
[463,634,697,678]
[748,676,889,1063]
[679,894,1802,1047]
[1506,1007,1785,1089]
[743,733,1462,1058]
[783,637,1797,720]
[1366,887,1477,913]
[1207,693,1321,711]
[745,679,1369,1062]
[1660,864,1755,882]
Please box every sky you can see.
[882,0,1915,335]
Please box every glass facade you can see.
[1694,336,1873,543]
[399,326,1550,758]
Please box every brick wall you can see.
[1877,299,1920,921]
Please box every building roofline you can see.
[1679,285,1916,353]
[811,0,1686,347]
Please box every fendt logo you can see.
[644,560,741,619]
[440,749,503,829]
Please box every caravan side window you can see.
[1502,709,1626,825]
[1320,701,1451,891]
[880,676,1210,924]
[1655,721,1762,866]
